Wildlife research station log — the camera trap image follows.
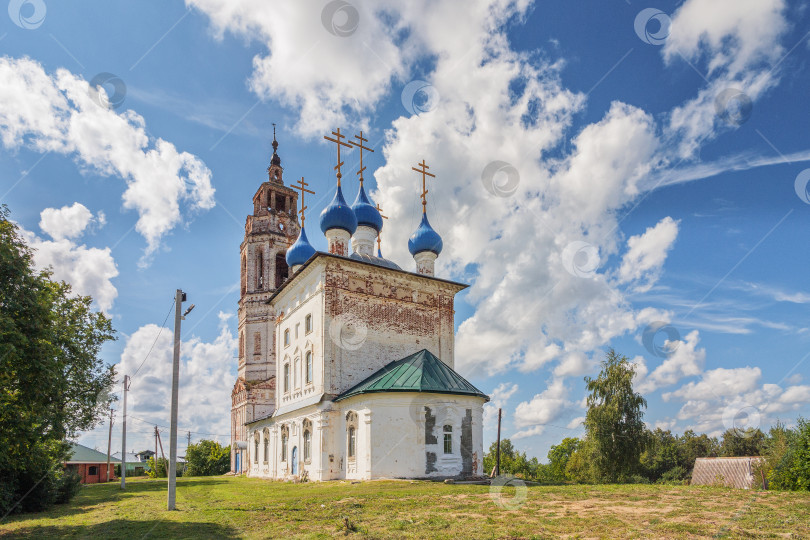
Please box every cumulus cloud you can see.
[483,382,519,429]
[38,202,102,240]
[0,56,215,264]
[115,312,237,446]
[636,330,706,393]
[512,378,572,438]
[19,204,118,312]
[662,0,789,157]
[617,217,680,292]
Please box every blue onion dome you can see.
[286,227,316,268]
[319,185,357,235]
[351,184,383,232]
[408,213,443,256]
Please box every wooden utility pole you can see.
[495,408,502,477]
[105,408,115,482]
[157,428,166,460]
[155,426,159,465]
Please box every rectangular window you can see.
[294,358,299,389]
[283,364,290,393]
[443,425,452,454]
[284,329,290,347]
[88,466,98,475]
[305,352,313,384]
[295,323,300,339]
[305,314,312,334]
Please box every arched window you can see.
[254,434,259,463]
[305,351,313,384]
[303,420,312,462]
[283,363,290,393]
[443,425,453,454]
[346,412,357,460]
[263,429,270,463]
[281,426,288,462]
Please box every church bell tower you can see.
[231,129,299,472]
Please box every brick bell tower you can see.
[231,128,299,473]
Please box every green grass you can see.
[1,476,809,539]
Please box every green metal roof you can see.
[66,442,120,464]
[335,349,489,402]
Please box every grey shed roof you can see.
[691,457,765,489]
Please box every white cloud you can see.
[512,378,572,439]
[553,352,595,378]
[617,217,680,292]
[637,330,706,393]
[19,206,118,312]
[38,202,99,240]
[662,0,789,157]
[662,366,761,401]
[483,382,519,429]
[115,312,237,447]
[0,56,215,264]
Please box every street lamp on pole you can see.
[168,290,194,510]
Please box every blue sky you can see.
[2,0,810,460]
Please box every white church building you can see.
[230,130,488,481]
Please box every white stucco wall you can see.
[246,392,485,481]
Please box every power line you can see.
[128,415,230,438]
[132,297,176,378]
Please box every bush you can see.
[147,457,168,478]
[54,469,82,504]
[186,440,230,476]
[657,466,687,484]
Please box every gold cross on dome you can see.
[293,177,315,226]
[323,128,353,186]
[411,159,435,213]
[350,131,374,186]
[375,202,388,252]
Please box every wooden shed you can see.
[691,457,766,489]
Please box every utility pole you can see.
[154,426,159,468]
[120,375,131,489]
[106,408,115,482]
[495,408,502,477]
[168,289,194,511]
[186,432,191,475]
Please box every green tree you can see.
[0,206,116,514]
[583,348,648,482]
[767,418,810,491]
[185,440,230,476]
[547,437,580,482]
[720,428,766,457]
[676,430,719,476]
[641,429,680,482]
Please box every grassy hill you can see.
[1,476,808,538]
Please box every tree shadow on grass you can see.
[2,518,240,539]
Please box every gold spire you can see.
[411,159,435,214]
[293,176,314,226]
[375,202,388,253]
[323,128,352,187]
[350,130,374,186]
